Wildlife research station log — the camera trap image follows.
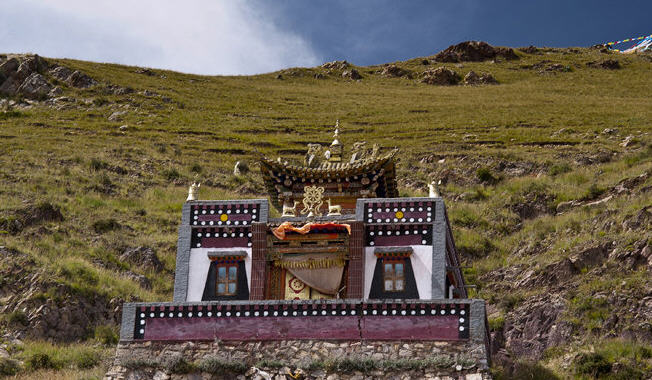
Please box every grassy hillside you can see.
[0,45,651,378]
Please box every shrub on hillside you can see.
[94,325,119,345]
[476,167,498,184]
[92,218,121,233]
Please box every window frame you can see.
[382,259,406,293]
[215,262,238,296]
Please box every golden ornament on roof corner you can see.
[301,185,325,217]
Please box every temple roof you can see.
[258,121,399,210]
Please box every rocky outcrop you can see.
[342,69,362,80]
[434,41,519,63]
[120,246,164,272]
[0,54,98,101]
[321,60,349,70]
[0,202,64,235]
[463,71,498,85]
[17,73,52,99]
[421,67,460,85]
[0,247,122,342]
[378,64,412,78]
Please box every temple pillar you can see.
[347,221,364,298]
[250,222,267,300]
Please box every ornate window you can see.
[216,263,238,296]
[383,260,405,292]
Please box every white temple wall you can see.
[186,247,252,302]
[363,245,433,300]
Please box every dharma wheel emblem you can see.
[301,185,325,217]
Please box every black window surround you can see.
[202,250,250,301]
[368,247,419,300]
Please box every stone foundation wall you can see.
[105,340,490,380]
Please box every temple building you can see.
[116,122,490,376]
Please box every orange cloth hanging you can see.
[272,221,351,240]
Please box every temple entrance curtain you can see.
[275,253,345,295]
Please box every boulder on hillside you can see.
[464,70,498,85]
[18,73,52,99]
[378,64,412,78]
[66,70,97,88]
[120,246,164,272]
[420,67,460,85]
[321,60,349,70]
[434,41,519,62]
[586,59,620,70]
[49,66,73,81]
[342,69,362,80]
[519,45,540,54]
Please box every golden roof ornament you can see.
[301,185,325,217]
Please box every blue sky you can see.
[1,0,650,75]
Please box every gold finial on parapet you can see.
[328,119,343,162]
[186,182,200,201]
[428,180,441,198]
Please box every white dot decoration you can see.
[234,221,239,225]
[431,310,436,315]
[139,329,144,334]
[440,310,446,315]
[341,311,346,315]
[149,312,154,317]
[377,208,381,212]
[385,218,390,222]
[198,233,202,237]
[201,221,206,225]
[460,310,466,315]
[202,210,206,214]
[283,311,288,316]
[370,242,375,246]
[410,207,414,211]
[411,310,416,315]
[392,310,397,315]
[420,310,425,315]
[410,218,414,222]
[382,310,387,315]
[370,231,374,236]
[302,311,307,316]
[351,311,356,315]
[140,313,145,318]
[459,318,465,323]
[363,310,368,315]
[208,312,212,317]
[227,210,231,214]
[198,312,203,317]
[247,242,252,247]
[273,311,278,316]
[254,312,259,316]
[459,326,465,331]
[217,312,222,317]
[248,233,252,237]
[253,209,256,213]
[376,219,382,223]
[139,320,145,325]
[194,210,198,214]
[419,207,423,211]
[263,311,268,316]
[206,233,210,237]
[422,240,427,244]
[245,312,249,316]
[236,209,240,213]
[368,219,373,223]
[188,312,193,317]
[321,311,326,315]
[378,231,383,235]
[312,311,317,315]
[401,310,406,315]
[372,310,378,315]
[331,311,336,315]
[160,312,164,317]
[178,312,182,317]
[451,310,456,314]
[235,312,240,316]
[169,313,174,317]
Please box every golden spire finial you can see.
[334,119,340,139]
